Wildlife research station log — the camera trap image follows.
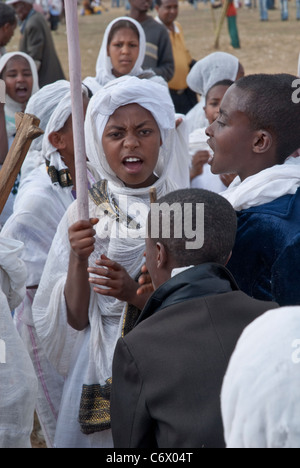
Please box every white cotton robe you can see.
[221,306,300,448]
[0,238,38,448]
[1,86,94,448]
[32,76,179,448]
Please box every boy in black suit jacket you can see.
[111,188,278,448]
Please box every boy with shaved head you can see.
[111,188,278,448]
[206,73,300,306]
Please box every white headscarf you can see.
[0,51,39,138]
[185,52,239,133]
[85,75,176,191]
[0,52,39,92]
[25,80,71,153]
[0,52,39,139]
[220,156,300,211]
[83,17,146,94]
[187,51,239,96]
[221,306,300,448]
[41,83,90,190]
[20,80,71,180]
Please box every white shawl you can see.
[83,17,146,94]
[0,237,38,448]
[221,306,300,448]
[220,156,300,211]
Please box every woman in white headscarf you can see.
[185,51,244,133]
[32,76,179,448]
[0,51,39,228]
[1,83,92,448]
[221,306,300,448]
[83,16,164,95]
[0,51,39,143]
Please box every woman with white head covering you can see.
[0,51,39,228]
[185,52,244,133]
[32,76,178,448]
[221,306,300,448]
[83,16,164,95]
[0,51,39,142]
[0,237,38,448]
[1,84,92,448]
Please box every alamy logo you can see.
[150,202,204,250]
[292,79,300,104]
[97,197,205,250]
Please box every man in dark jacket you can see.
[7,0,65,87]
[110,188,279,448]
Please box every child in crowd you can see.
[0,237,38,448]
[185,51,244,133]
[0,52,39,228]
[0,52,39,146]
[84,17,164,95]
[32,76,178,448]
[1,83,92,448]
[19,80,84,182]
[189,79,235,192]
[206,73,300,306]
[110,189,278,448]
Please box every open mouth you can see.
[122,157,143,174]
[15,85,29,98]
[206,140,214,164]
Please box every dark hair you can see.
[205,79,234,102]
[235,73,300,163]
[0,3,17,28]
[156,0,178,6]
[148,188,237,267]
[107,20,140,46]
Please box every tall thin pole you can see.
[64,0,89,220]
[214,0,230,49]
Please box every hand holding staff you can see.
[64,0,89,221]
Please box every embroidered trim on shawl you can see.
[77,183,143,434]
[46,160,73,188]
[89,179,140,229]
[78,283,142,434]
[78,302,142,435]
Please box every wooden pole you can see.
[210,3,217,32]
[0,113,43,214]
[149,187,157,204]
[213,0,230,49]
[64,0,89,221]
